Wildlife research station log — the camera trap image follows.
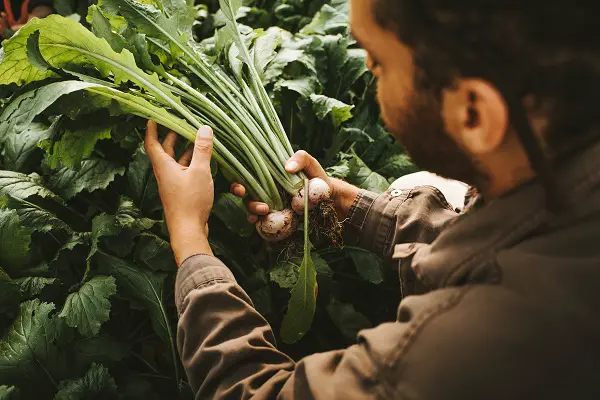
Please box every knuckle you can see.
[194,141,212,152]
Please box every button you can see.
[390,189,402,197]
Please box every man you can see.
[144,0,600,398]
[0,0,53,38]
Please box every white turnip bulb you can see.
[292,178,331,214]
[256,209,298,242]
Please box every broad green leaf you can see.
[347,153,390,193]
[0,300,64,386]
[0,209,32,275]
[99,0,183,45]
[159,0,195,35]
[212,193,254,237]
[312,253,333,277]
[0,268,20,317]
[252,28,281,79]
[115,197,156,231]
[89,214,121,261]
[264,46,316,84]
[126,145,161,215]
[281,180,317,344]
[280,253,317,343]
[0,21,56,85]
[300,4,348,35]
[269,261,297,289]
[270,252,331,290]
[3,120,59,173]
[46,126,112,169]
[276,76,318,98]
[55,363,118,400]
[0,81,97,146]
[0,194,72,234]
[347,247,384,284]
[134,233,176,271]
[94,251,175,350]
[1,15,186,117]
[0,171,63,204]
[88,198,156,260]
[326,299,372,340]
[47,158,126,200]
[0,386,18,399]
[58,276,117,337]
[376,152,418,178]
[341,48,369,92]
[310,94,354,129]
[14,277,57,298]
[88,5,128,53]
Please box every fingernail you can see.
[257,205,269,214]
[286,160,298,171]
[198,126,212,138]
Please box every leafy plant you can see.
[0,0,416,397]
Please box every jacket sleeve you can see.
[177,255,541,400]
[343,186,459,263]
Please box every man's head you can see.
[350,0,600,197]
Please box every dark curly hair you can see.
[371,1,600,162]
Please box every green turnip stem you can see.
[165,74,286,201]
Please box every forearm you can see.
[176,255,295,398]
[343,186,459,262]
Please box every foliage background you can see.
[0,0,417,397]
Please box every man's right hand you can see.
[231,150,360,223]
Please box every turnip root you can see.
[292,178,331,214]
[256,209,298,242]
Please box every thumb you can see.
[285,150,327,179]
[190,125,214,170]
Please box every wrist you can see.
[167,219,213,266]
[329,178,360,220]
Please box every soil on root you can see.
[279,199,343,260]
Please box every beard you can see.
[385,88,487,188]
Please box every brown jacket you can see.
[175,142,600,399]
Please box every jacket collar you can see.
[401,139,600,288]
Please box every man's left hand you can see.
[145,120,214,265]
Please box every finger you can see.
[247,214,258,224]
[285,150,327,179]
[189,125,214,171]
[162,131,178,158]
[248,201,270,215]
[178,147,194,167]
[145,120,169,166]
[230,183,246,197]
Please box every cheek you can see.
[376,73,407,128]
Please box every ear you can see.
[442,79,508,155]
